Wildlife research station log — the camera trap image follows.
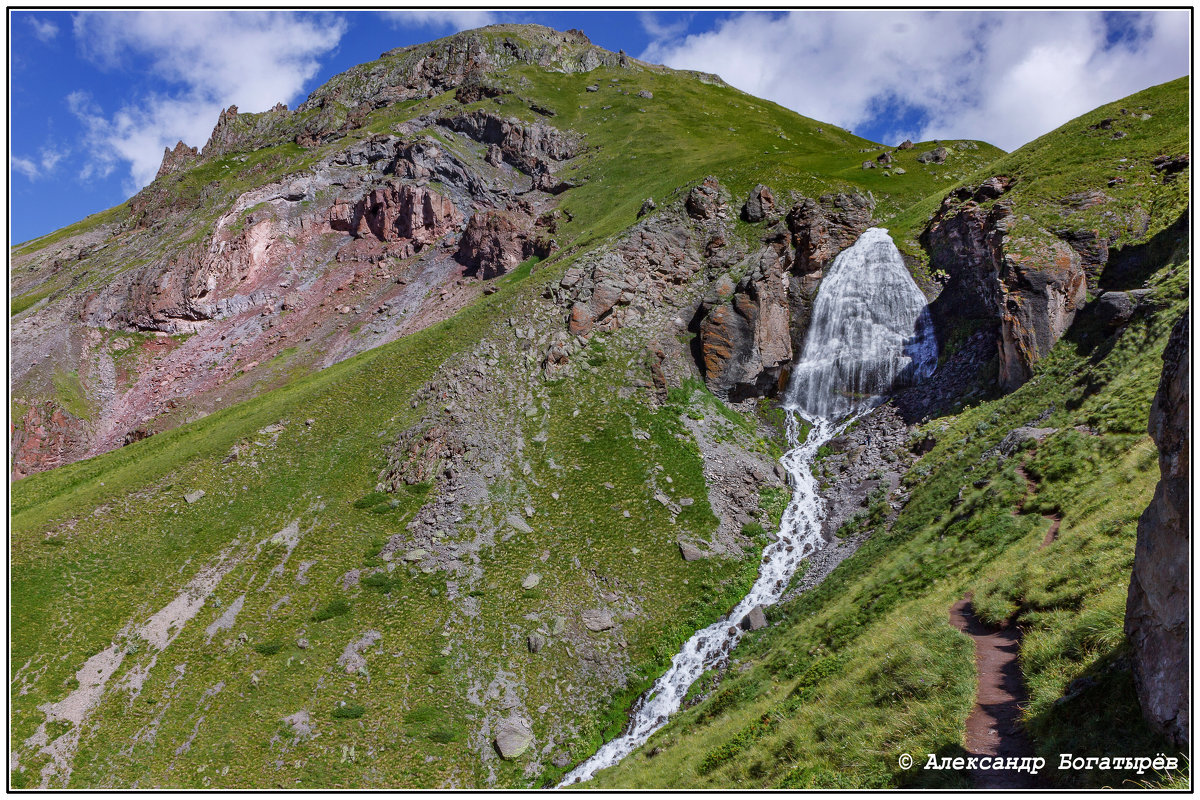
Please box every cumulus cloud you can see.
[70,10,346,191]
[10,144,70,180]
[29,17,59,42]
[379,10,496,32]
[641,10,1190,150]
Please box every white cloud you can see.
[70,10,346,191]
[12,155,40,180]
[379,10,496,32]
[638,11,690,42]
[29,17,59,42]
[10,144,70,180]
[640,10,1190,151]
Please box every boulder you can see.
[678,541,706,562]
[184,490,206,504]
[685,177,725,220]
[739,605,767,631]
[997,426,1057,457]
[637,197,656,218]
[740,183,776,223]
[637,89,653,99]
[527,632,546,653]
[1095,291,1138,328]
[521,573,541,590]
[916,147,949,164]
[582,609,614,631]
[1125,313,1189,745]
[494,714,534,759]
[897,139,914,150]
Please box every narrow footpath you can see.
[948,597,1039,789]
[1015,463,1062,549]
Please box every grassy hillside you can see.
[587,78,1191,791]
[10,29,983,789]
[8,27,1186,792]
[889,76,1189,271]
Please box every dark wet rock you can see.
[739,605,767,631]
[1126,313,1189,746]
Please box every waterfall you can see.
[785,227,937,421]
[557,227,935,787]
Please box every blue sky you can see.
[9,9,1190,244]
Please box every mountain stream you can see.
[558,228,937,785]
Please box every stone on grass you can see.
[494,715,534,759]
[582,609,614,632]
[184,490,206,504]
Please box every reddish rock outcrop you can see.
[10,403,87,480]
[329,182,461,247]
[685,177,726,220]
[786,192,875,274]
[740,183,775,223]
[456,210,552,279]
[924,177,1087,391]
[1125,312,1189,745]
[693,191,874,399]
[697,246,793,400]
[155,141,199,180]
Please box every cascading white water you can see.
[558,227,935,787]
[786,227,937,421]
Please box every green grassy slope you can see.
[591,250,1188,790]
[587,77,1191,791]
[10,33,996,789]
[889,76,1189,269]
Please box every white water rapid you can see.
[558,227,935,787]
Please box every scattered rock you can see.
[521,573,541,590]
[581,609,614,631]
[527,632,546,653]
[184,490,206,504]
[636,89,653,99]
[678,541,706,562]
[637,198,656,218]
[916,147,949,164]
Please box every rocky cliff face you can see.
[924,177,1087,390]
[694,189,875,400]
[1125,312,1189,745]
[9,52,586,478]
